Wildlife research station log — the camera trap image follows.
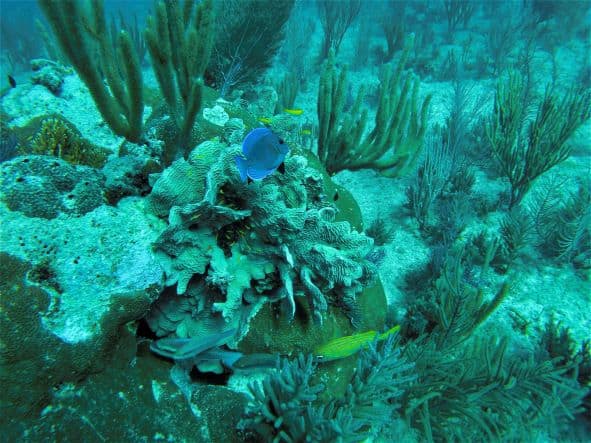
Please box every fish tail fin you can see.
[235,155,248,182]
[378,324,401,340]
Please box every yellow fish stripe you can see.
[258,117,272,124]
[284,108,303,116]
[314,325,400,362]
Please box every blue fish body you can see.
[235,128,289,182]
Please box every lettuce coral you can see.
[146,139,378,343]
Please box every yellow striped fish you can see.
[284,108,303,116]
[314,325,400,362]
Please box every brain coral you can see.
[0,155,105,219]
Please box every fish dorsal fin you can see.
[242,127,269,156]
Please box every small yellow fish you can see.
[314,325,400,362]
[258,117,273,124]
[300,129,312,135]
[284,108,303,116]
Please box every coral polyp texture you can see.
[146,140,378,342]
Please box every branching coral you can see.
[317,0,361,60]
[38,0,144,142]
[145,0,215,156]
[207,0,294,97]
[486,71,591,208]
[240,354,326,442]
[240,329,588,442]
[317,38,431,177]
[240,335,415,442]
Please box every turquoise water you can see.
[1,0,590,441]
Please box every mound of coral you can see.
[145,139,381,347]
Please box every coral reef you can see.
[0,220,163,421]
[240,248,588,442]
[0,158,166,423]
[1,309,247,441]
[0,119,19,163]
[145,0,215,155]
[0,194,165,338]
[31,117,110,168]
[317,40,431,176]
[2,0,590,441]
[38,0,144,141]
[240,337,415,442]
[146,139,379,345]
[0,155,105,218]
[30,58,72,94]
[207,0,294,97]
[101,154,159,205]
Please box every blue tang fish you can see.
[235,128,289,183]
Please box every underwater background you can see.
[1,0,590,441]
